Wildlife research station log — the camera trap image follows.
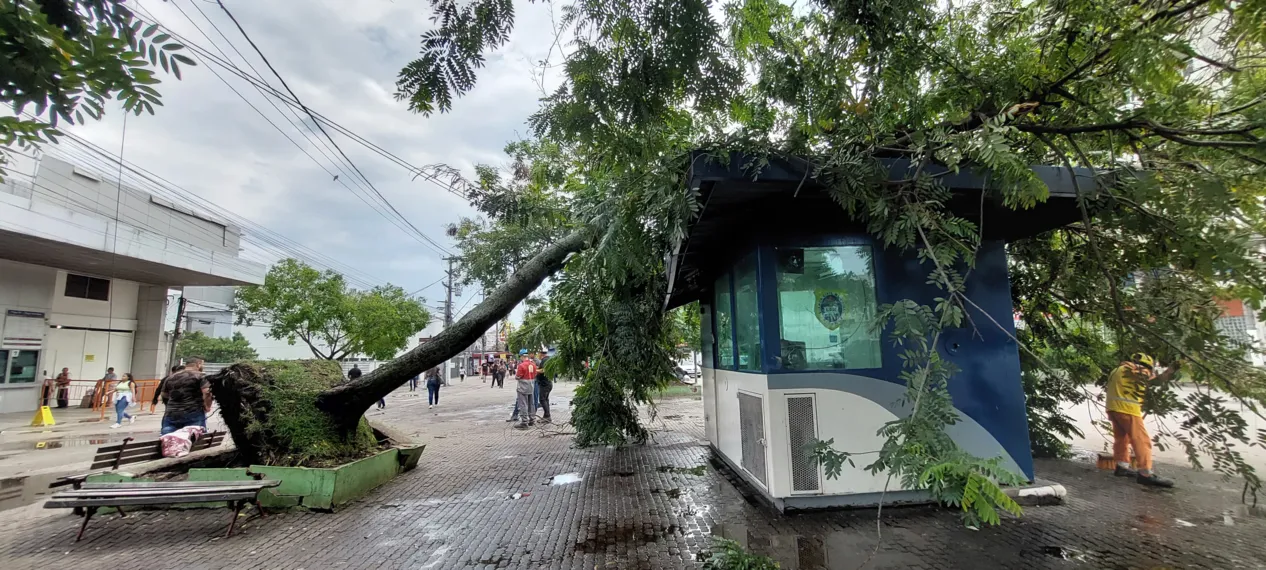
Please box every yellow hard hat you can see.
[1131,352,1155,368]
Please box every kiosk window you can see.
[775,246,882,370]
[714,274,735,369]
[733,253,761,371]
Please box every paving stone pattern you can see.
[0,379,1264,569]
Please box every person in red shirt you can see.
[511,350,538,428]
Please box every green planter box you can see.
[186,445,425,511]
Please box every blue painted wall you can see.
[702,236,1035,479]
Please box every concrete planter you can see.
[87,444,425,512]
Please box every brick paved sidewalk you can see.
[0,379,1263,569]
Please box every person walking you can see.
[159,358,211,435]
[110,373,137,428]
[425,366,442,408]
[54,368,71,408]
[536,351,553,423]
[409,373,420,392]
[1106,352,1178,488]
[511,350,538,428]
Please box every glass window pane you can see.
[776,246,882,370]
[714,274,735,369]
[5,350,39,384]
[733,253,761,371]
[701,303,715,369]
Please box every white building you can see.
[183,286,236,339]
[0,155,265,413]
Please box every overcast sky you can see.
[55,0,566,357]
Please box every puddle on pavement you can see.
[549,472,582,485]
[0,435,124,452]
[708,523,925,569]
[657,464,708,476]
[1038,546,1089,561]
[574,518,681,553]
[0,472,62,512]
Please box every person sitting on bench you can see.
[159,357,212,435]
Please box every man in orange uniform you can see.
[1106,352,1177,488]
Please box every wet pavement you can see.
[0,379,1262,569]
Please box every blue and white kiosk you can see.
[667,152,1090,511]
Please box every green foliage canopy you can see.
[0,0,193,178]
[401,0,1266,521]
[235,259,431,361]
[175,330,258,363]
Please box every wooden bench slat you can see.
[93,432,227,453]
[55,487,272,499]
[79,480,276,489]
[91,433,225,461]
[92,445,162,463]
[45,492,258,508]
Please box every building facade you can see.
[0,155,265,413]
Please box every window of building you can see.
[775,246,882,371]
[714,273,735,369]
[64,274,110,301]
[733,253,761,371]
[701,303,715,369]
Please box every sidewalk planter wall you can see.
[185,444,425,511]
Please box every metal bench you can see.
[49,431,228,491]
[45,479,280,541]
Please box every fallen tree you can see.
[203,228,590,463]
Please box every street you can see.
[0,378,1262,569]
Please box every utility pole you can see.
[442,256,457,386]
[166,295,187,372]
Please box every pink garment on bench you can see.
[160,426,206,458]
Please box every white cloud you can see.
[56,0,567,319]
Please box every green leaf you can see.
[143,24,158,38]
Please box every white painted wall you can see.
[770,388,907,496]
[47,328,133,380]
[0,260,56,312]
[49,271,139,330]
[0,260,56,413]
[712,369,774,492]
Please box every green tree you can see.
[1,0,193,178]
[384,0,1266,525]
[235,259,431,361]
[175,331,258,363]
[216,0,1266,512]
[507,297,566,354]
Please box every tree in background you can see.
[1,0,192,178]
[175,331,258,363]
[235,259,431,361]
[506,297,566,354]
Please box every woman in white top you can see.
[110,373,137,428]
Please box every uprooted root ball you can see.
[208,360,378,467]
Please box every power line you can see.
[131,2,473,200]
[408,275,448,298]
[210,0,454,258]
[40,129,388,289]
[126,4,452,261]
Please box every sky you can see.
[52,0,568,358]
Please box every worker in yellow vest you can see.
[1106,352,1178,488]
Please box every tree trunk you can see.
[315,229,589,428]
